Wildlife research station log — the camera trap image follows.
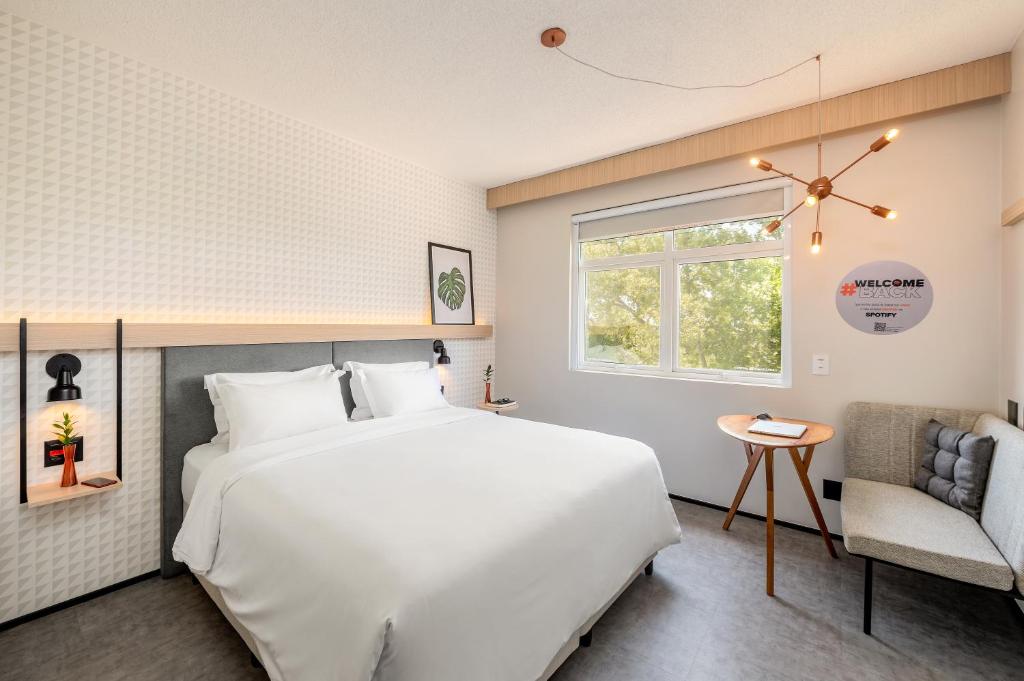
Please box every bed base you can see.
[192,553,658,679]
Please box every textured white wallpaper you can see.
[0,11,496,623]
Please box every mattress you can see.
[181,441,228,504]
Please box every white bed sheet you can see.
[181,441,228,504]
[174,407,681,681]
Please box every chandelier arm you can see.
[830,150,872,183]
[778,202,805,223]
[815,203,821,231]
[830,191,872,211]
[769,168,811,186]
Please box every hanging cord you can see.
[816,54,823,178]
[553,46,818,92]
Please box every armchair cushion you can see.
[842,478,1013,590]
[913,419,994,520]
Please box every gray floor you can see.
[1,500,1021,681]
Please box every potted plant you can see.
[52,412,79,487]
[483,364,494,404]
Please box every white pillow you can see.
[357,367,448,418]
[204,364,336,443]
[218,372,348,451]
[342,361,429,419]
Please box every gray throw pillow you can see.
[914,419,995,521]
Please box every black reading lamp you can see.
[46,353,83,402]
[432,340,451,365]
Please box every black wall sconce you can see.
[18,318,123,503]
[46,353,83,402]
[433,339,451,365]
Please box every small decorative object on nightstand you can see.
[483,364,493,404]
[51,411,79,487]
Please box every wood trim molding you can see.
[0,323,492,352]
[487,53,1012,209]
[1003,198,1024,227]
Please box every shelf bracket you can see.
[19,318,27,504]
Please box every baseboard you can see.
[0,570,159,632]
[669,493,844,542]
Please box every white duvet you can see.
[174,407,680,681]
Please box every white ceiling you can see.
[5,1,1024,188]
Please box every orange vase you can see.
[484,382,492,404]
[60,443,78,487]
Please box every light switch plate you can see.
[811,353,830,376]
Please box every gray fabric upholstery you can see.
[841,478,1014,590]
[975,414,1024,593]
[331,340,435,415]
[161,342,333,577]
[913,420,994,520]
[844,402,982,486]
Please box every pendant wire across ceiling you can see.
[541,27,901,254]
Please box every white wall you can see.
[0,11,496,624]
[497,101,1003,532]
[1001,31,1024,411]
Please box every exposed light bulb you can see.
[749,157,760,166]
[804,194,818,207]
[870,205,897,220]
[810,231,822,254]
[870,128,900,152]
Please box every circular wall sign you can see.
[835,260,933,335]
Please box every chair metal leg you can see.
[863,557,873,636]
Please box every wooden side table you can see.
[717,414,838,596]
[477,401,519,415]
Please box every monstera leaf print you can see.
[437,267,466,310]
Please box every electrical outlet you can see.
[811,353,830,376]
[822,479,842,501]
[43,436,84,467]
[1008,400,1019,428]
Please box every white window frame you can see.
[570,177,793,387]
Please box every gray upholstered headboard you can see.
[160,339,434,577]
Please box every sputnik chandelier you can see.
[541,28,900,254]
[750,56,898,254]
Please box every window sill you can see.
[572,365,791,389]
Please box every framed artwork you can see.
[428,242,475,325]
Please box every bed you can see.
[161,340,681,681]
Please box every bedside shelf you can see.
[477,401,519,414]
[26,471,122,508]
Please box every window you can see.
[572,179,791,386]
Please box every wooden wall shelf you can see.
[0,323,493,352]
[26,472,122,508]
[1003,198,1024,227]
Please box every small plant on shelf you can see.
[483,364,494,404]
[51,412,79,488]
